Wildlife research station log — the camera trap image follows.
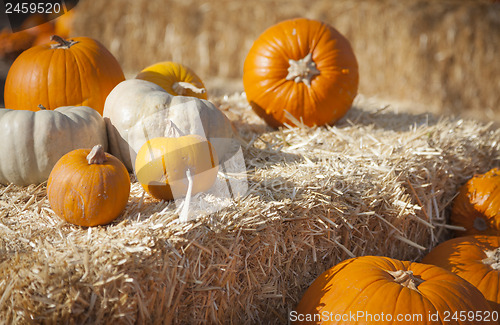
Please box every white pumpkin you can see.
[0,106,108,186]
[103,79,236,171]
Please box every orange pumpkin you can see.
[294,255,495,324]
[451,168,500,236]
[0,28,35,59]
[20,13,54,36]
[54,9,75,38]
[243,18,358,128]
[4,35,125,115]
[422,235,500,314]
[47,145,130,227]
[135,61,208,100]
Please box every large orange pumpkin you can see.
[243,18,358,128]
[4,35,125,115]
[451,168,500,236]
[294,255,496,324]
[47,145,130,227]
[422,235,500,314]
[135,61,208,100]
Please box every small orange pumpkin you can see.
[422,235,500,313]
[451,168,500,236]
[4,35,125,115]
[135,61,208,99]
[243,18,358,128]
[294,255,495,324]
[47,145,130,227]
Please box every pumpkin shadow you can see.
[336,104,441,132]
[241,141,305,202]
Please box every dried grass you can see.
[1,93,499,324]
[72,0,500,122]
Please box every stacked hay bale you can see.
[0,94,498,323]
[73,0,500,121]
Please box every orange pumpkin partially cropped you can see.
[20,13,54,36]
[54,9,75,38]
[243,18,358,128]
[294,255,495,324]
[4,35,125,115]
[422,235,500,314]
[0,28,35,59]
[47,145,130,227]
[451,168,500,236]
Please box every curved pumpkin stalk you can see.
[172,81,206,96]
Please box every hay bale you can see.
[72,0,500,122]
[0,93,499,323]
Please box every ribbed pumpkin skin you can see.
[451,168,500,236]
[243,18,358,128]
[136,61,208,100]
[294,256,495,324]
[422,235,500,314]
[4,36,125,115]
[47,148,130,227]
[135,135,218,201]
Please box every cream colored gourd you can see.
[103,79,235,171]
[0,106,107,186]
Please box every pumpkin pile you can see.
[294,255,496,324]
[2,21,236,226]
[294,166,500,323]
[418,168,500,315]
[2,13,499,323]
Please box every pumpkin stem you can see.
[286,53,320,87]
[50,35,79,49]
[172,82,206,96]
[86,145,107,165]
[387,270,424,292]
[38,104,47,110]
[482,248,500,270]
[179,169,193,223]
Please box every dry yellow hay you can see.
[0,92,499,323]
[72,0,500,122]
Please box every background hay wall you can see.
[72,0,500,121]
